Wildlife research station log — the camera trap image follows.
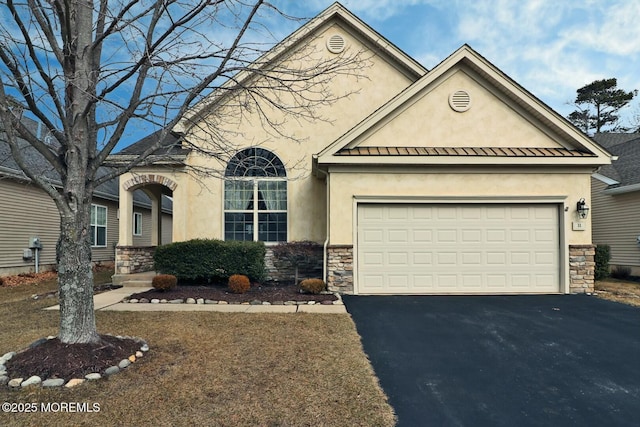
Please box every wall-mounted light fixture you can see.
[577,198,589,219]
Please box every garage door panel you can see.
[357,204,560,294]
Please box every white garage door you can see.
[357,204,560,294]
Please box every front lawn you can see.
[0,281,395,426]
[595,278,640,307]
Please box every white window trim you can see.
[133,212,143,236]
[91,204,108,248]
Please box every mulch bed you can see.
[128,283,338,304]
[5,335,143,380]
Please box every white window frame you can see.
[90,204,108,247]
[224,178,288,243]
[133,212,143,236]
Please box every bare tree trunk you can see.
[57,207,100,344]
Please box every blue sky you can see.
[276,0,640,128]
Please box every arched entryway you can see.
[114,173,178,279]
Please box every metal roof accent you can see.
[336,146,596,157]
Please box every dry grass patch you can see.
[0,283,395,426]
[595,279,640,307]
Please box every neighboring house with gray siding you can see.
[0,119,172,275]
[591,133,640,275]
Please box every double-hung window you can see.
[90,204,107,247]
[224,148,287,242]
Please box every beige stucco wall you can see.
[170,21,417,243]
[328,169,593,246]
[357,68,565,149]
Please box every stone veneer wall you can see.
[264,246,324,283]
[115,246,156,274]
[569,244,595,293]
[327,245,353,294]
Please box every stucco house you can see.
[113,3,611,294]
[0,117,172,276]
[591,133,640,275]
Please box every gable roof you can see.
[0,118,172,212]
[316,44,612,167]
[592,133,640,193]
[177,2,427,131]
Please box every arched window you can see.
[224,148,287,242]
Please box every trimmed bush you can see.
[611,265,632,280]
[595,244,610,280]
[152,274,178,291]
[299,278,326,294]
[228,274,250,294]
[154,239,266,282]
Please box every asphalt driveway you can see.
[343,295,640,427]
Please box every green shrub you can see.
[611,265,632,280]
[154,239,266,282]
[228,274,250,294]
[299,278,326,294]
[595,244,610,280]
[152,274,177,291]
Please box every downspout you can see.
[313,155,330,284]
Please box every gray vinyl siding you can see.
[131,211,172,246]
[0,179,121,273]
[591,177,640,268]
[0,179,60,272]
[132,210,153,246]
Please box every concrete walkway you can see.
[45,287,347,313]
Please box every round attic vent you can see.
[326,34,345,54]
[449,90,471,112]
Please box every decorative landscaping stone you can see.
[139,298,149,303]
[104,366,120,376]
[284,301,296,305]
[308,301,316,305]
[186,298,196,304]
[151,299,160,304]
[65,379,85,388]
[197,298,204,304]
[21,376,41,387]
[2,337,150,390]
[218,301,228,305]
[8,378,23,387]
[160,299,168,303]
[129,299,139,303]
[250,300,262,305]
[1,351,16,362]
[169,299,183,304]
[262,302,271,305]
[205,300,217,304]
[42,378,65,387]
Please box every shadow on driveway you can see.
[343,295,640,427]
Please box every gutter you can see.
[313,155,330,285]
[604,182,640,195]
